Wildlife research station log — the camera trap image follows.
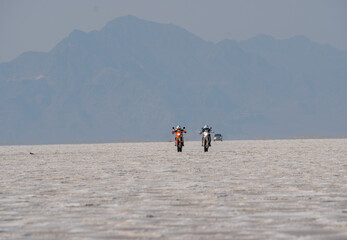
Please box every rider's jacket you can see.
[200,127,212,134]
[172,128,186,133]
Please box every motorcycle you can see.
[172,126,186,152]
[200,127,213,152]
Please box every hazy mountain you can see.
[1,15,346,144]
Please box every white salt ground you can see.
[0,139,346,239]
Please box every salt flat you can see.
[0,139,346,239]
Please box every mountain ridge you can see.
[1,15,346,144]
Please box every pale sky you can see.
[1,0,346,63]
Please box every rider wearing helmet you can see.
[172,125,186,146]
[200,125,212,146]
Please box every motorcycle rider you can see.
[172,125,186,146]
[199,125,212,146]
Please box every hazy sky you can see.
[1,0,346,63]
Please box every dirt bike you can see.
[172,127,186,152]
[201,128,213,152]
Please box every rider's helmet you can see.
[176,125,181,130]
[203,125,209,129]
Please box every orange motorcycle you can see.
[171,125,186,152]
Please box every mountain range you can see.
[1,15,346,144]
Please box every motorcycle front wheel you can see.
[203,138,209,152]
[177,144,182,152]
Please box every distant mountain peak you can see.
[244,34,320,48]
[103,15,157,30]
[285,35,318,46]
[68,29,88,40]
[108,15,143,24]
[100,15,205,46]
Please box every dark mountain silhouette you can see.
[1,15,346,144]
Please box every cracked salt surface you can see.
[0,139,346,239]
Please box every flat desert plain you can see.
[0,139,346,239]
